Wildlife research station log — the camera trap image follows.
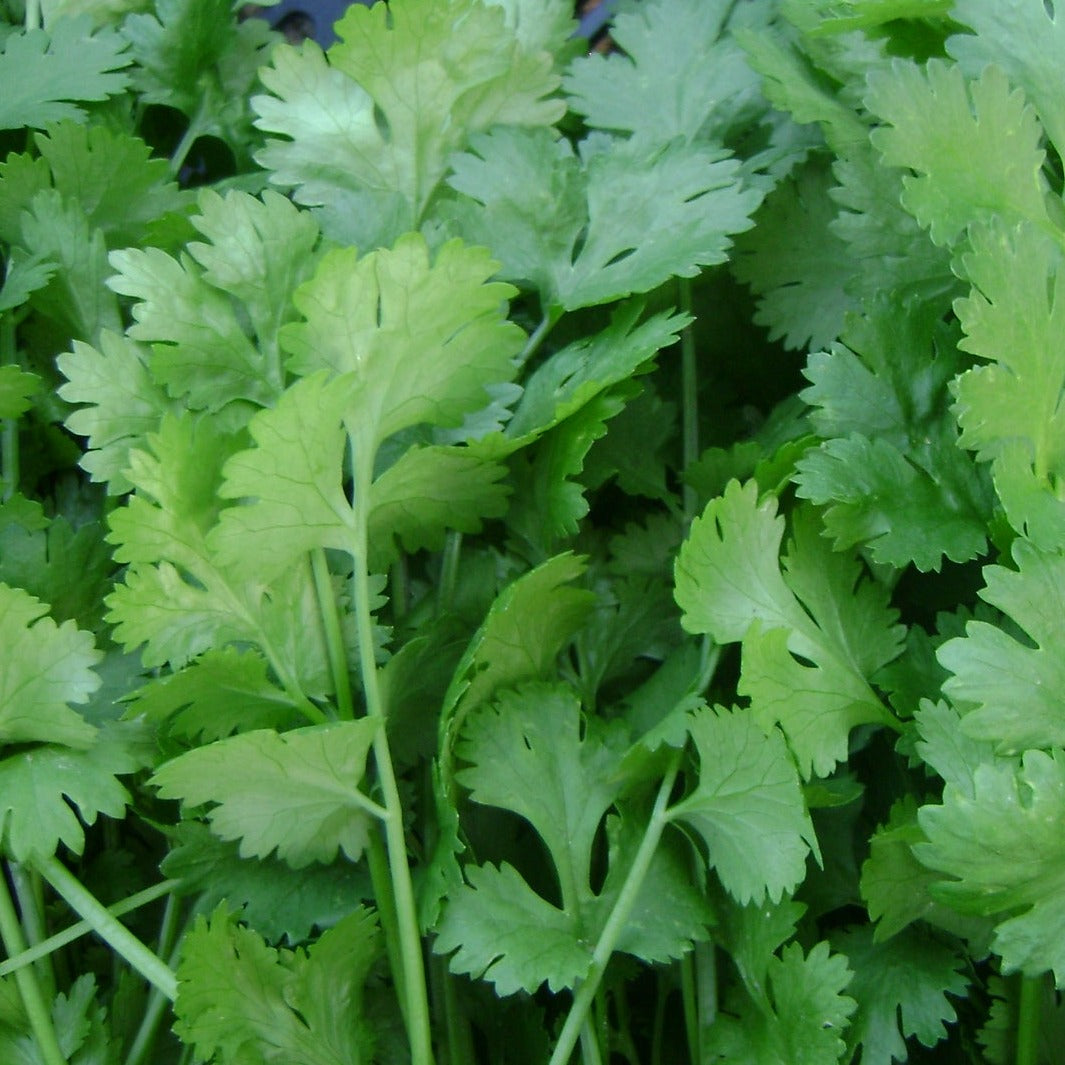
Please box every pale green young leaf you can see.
[57,331,174,494]
[108,244,281,412]
[19,189,121,340]
[563,0,769,147]
[865,60,1050,246]
[917,749,1065,982]
[0,366,40,420]
[186,188,320,356]
[953,220,1065,497]
[832,925,969,1065]
[704,941,856,1064]
[281,235,523,451]
[948,0,1065,159]
[483,0,576,57]
[161,822,370,944]
[435,862,591,995]
[667,706,816,905]
[0,584,100,749]
[151,720,380,867]
[125,647,297,743]
[0,724,144,860]
[0,18,130,130]
[732,156,859,352]
[367,444,510,570]
[208,372,356,584]
[938,540,1065,753]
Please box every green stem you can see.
[311,549,356,718]
[517,308,561,369]
[1,318,19,503]
[1016,972,1043,1065]
[32,855,177,1002]
[366,824,409,1033]
[679,278,698,524]
[0,865,67,1065]
[436,532,462,617]
[123,895,185,1065]
[548,754,683,1065]
[24,0,40,29]
[7,864,52,997]
[0,879,179,978]
[578,1020,603,1065]
[440,956,475,1065]
[679,953,699,1064]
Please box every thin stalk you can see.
[311,549,356,718]
[679,953,699,1064]
[548,754,683,1065]
[0,866,67,1065]
[1016,972,1043,1065]
[0,879,179,978]
[678,279,698,523]
[123,895,185,1065]
[578,1020,603,1065]
[32,855,177,1002]
[650,979,667,1065]
[440,957,475,1065]
[366,826,409,1032]
[436,532,462,617]
[7,864,53,997]
[24,0,40,29]
[517,308,561,369]
[690,942,718,1060]
[168,101,210,179]
[1,318,19,502]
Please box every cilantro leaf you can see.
[563,0,769,147]
[125,647,297,743]
[151,720,380,868]
[938,540,1065,753]
[174,905,379,1065]
[917,749,1065,983]
[704,941,856,1064]
[865,60,1050,246]
[281,235,524,451]
[0,583,100,749]
[667,706,816,905]
[161,822,370,944]
[832,924,969,1065]
[0,723,144,861]
[57,330,174,494]
[675,482,903,776]
[0,18,130,131]
[0,365,41,419]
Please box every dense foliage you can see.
[1,0,1064,1062]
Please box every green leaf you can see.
[831,924,969,1065]
[435,861,592,995]
[0,583,100,749]
[938,540,1065,753]
[208,372,356,584]
[563,0,769,148]
[253,0,563,243]
[0,366,41,419]
[57,330,174,494]
[441,128,762,310]
[162,822,370,944]
[732,156,859,352]
[0,724,143,860]
[174,904,380,1065]
[704,941,856,1064]
[125,647,297,742]
[667,706,816,905]
[948,0,1065,160]
[916,748,1065,982]
[367,444,510,569]
[865,60,1050,246]
[0,18,130,131]
[0,248,56,315]
[0,974,115,1064]
[675,482,903,776]
[151,720,380,868]
[281,235,524,453]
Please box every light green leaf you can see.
[281,235,523,451]
[865,60,1050,246]
[151,720,380,867]
[0,366,41,420]
[208,372,356,584]
[0,249,55,315]
[0,584,100,749]
[0,17,130,130]
[57,330,174,494]
[917,749,1065,982]
[668,706,816,905]
[938,540,1065,753]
